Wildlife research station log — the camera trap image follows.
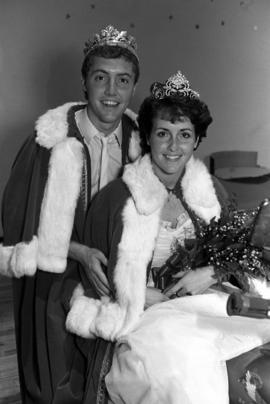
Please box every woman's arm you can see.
[164,266,216,298]
[145,287,169,308]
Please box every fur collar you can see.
[124,154,221,223]
[35,101,139,150]
[123,155,168,215]
[182,156,221,223]
[35,102,83,148]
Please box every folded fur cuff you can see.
[66,295,101,339]
[66,289,127,341]
[94,300,126,341]
[10,236,38,277]
[0,237,38,278]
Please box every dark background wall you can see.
[1,0,270,234]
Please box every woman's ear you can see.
[194,137,200,150]
[81,78,87,99]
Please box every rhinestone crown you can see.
[151,71,200,100]
[84,25,138,60]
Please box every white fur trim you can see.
[70,282,84,305]
[123,155,167,215]
[67,186,166,341]
[124,108,141,162]
[112,197,163,338]
[124,108,138,125]
[128,130,141,162]
[182,156,221,223]
[37,138,84,272]
[36,103,138,150]
[0,237,38,278]
[10,236,38,277]
[66,295,101,339]
[35,102,84,149]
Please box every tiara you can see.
[151,71,200,100]
[84,25,138,60]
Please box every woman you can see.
[66,71,270,404]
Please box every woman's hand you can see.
[69,241,111,297]
[145,287,169,309]
[165,266,216,298]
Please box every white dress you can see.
[105,195,270,404]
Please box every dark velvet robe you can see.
[79,159,231,404]
[1,104,137,404]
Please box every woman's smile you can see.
[149,117,197,188]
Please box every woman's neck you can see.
[152,166,182,191]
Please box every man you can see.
[0,25,140,404]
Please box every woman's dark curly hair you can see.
[137,94,213,154]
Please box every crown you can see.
[151,71,200,100]
[84,25,138,60]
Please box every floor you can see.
[0,276,21,404]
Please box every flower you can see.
[154,199,270,296]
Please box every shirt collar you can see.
[75,107,122,145]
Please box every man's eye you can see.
[118,77,130,86]
[94,75,105,82]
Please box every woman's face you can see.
[149,115,198,187]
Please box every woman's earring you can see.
[194,138,199,150]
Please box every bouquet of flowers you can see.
[154,199,270,297]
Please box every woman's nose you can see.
[168,136,180,151]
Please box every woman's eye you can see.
[156,130,168,138]
[182,132,191,138]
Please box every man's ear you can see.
[132,84,137,96]
[81,79,86,91]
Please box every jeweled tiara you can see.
[84,25,138,61]
[151,71,200,100]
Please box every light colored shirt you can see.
[75,107,122,198]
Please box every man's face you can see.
[84,56,136,134]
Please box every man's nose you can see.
[105,78,117,96]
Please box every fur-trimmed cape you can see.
[0,102,141,277]
[66,154,222,341]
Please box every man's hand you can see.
[165,266,216,298]
[69,242,111,297]
[145,287,169,309]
